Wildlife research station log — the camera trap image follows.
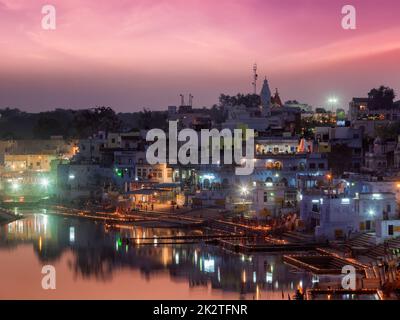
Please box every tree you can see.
[33,116,64,138]
[368,86,396,110]
[137,109,167,130]
[219,93,261,108]
[210,104,227,123]
[315,108,327,114]
[72,106,122,138]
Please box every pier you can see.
[283,254,365,274]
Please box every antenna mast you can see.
[180,94,185,106]
[252,63,258,94]
[189,94,193,107]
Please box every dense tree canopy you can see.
[368,86,396,110]
[219,93,261,108]
[0,106,167,139]
[73,106,122,137]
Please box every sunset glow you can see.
[0,0,400,111]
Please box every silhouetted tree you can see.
[219,93,261,108]
[137,108,167,130]
[210,104,228,123]
[33,116,64,138]
[72,106,122,138]
[368,86,396,110]
[315,107,327,113]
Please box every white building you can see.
[300,192,398,242]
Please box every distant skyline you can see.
[0,0,400,112]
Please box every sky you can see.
[0,0,400,112]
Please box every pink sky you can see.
[0,0,399,112]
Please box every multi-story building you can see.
[315,126,363,172]
[349,97,400,122]
[300,185,399,242]
[57,131,144,201]
[4,153,57,172]
[349,98,400,137]
[0,137,77,201]
[168,105,212,130]
[364,137,397,173]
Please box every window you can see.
[388,225,394,236]
[387,204,391,213]
[274,161,282,170]
[312,204,319,212]
[318,163,325,169]
[309,163,316,169]
[263,192,268,203]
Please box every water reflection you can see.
[0,214,313,299]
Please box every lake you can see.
[0,214,313,299]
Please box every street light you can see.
[327,97,338,113]
[11,182,19,191]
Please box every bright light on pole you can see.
[11,182,19,191]
[327,97,338,113]
[40,178,49,187]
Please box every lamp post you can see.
[327,97,338,113]
[240,186,250,207]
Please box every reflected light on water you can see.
[0,214,315,300]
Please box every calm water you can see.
[0,214,313,299]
